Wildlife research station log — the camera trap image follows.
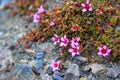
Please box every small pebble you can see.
[46,66,53,75]
[35,51,44,60]
[53,75,64,80]
[80,77,88,80]
[24,49,36,56]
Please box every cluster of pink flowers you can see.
[52,35,69,47]
[68,37,80,57]
[52,35,80,57]
[33,5,45,23]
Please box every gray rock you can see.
[29,60,44,74]
[83,66,91,72]
[53,75,64,80]
[54,71,65,77]
[44,0,65,11]
[38,42,59,63]
[65,63,80,77]
[84,63,107,74]
[0,31,4,37]
[0,70,10,80]
[115,26,120,31]
[88,74,92,80]
[8,64,35,80]
[0,48,13,71]
[76,56,88,62]
[40,74,53,80]
[46,66,53,75]
[13,52,29,63]
[106,68,120,78]
[38,42,55,54]
[64,73,79,80]
[64,60,71,68]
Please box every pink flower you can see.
[74,2,79,6]
[33,13,40,23]
[68,46,80,57]
[71,37,80,47]
[37,5,45,14]
[52,34,61,45]
[50,22,55,26]
[95,9,103,15]
[81,0,92,12]
[50,60,60,72]
[60,35,69,47]
[71,26,79,31]
[98,45,111,57]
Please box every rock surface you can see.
[29,60,44,74]
[106,68,120,78]
[84,63,107,74]
[8,64,35,80]
[0,48,13,71]
[65,63,80,77]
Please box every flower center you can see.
[72,26,78,30]
[85,4,90,10]
[74,39,77,42]
[96,10,100,13]
[73,48,78,53]
[64,39,68,44]
[54,63,59,67]
[55,37,60,41]
[101,48,107,54]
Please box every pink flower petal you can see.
[68,49,73,52]
[103,53,108,57]
[89,7,93,11]
[106,49,111,55]
[54,34,58,37]
[64,35,67,38]
[53,42,57,45]
[71,52,76,57]
[86,0,90,4]
[61,37,64,41]
[81,3,85,7]
[107,49,111,53]
[76,52,80,55]
[89,4,92,7]
[82,8,87,12]
[98,52,102,55]
[77,38,80,41]
[52,68,56,72]
[103,45,107,49]
[52,37,55,41]
[60,42,64,47]
[98,47,102,51]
